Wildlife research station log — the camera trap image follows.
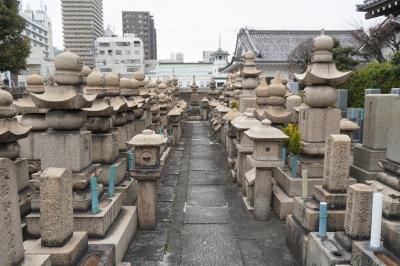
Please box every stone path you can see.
[124,121,293,265]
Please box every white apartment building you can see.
[19,6,54,86]
[94,35,145,78]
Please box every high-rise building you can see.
[122,11,157,60]
[62,0,104,67]
[176,52,184,63]
[94,34,145,77]
[19,6,54,86]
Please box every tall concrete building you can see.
[62,0,104,67]
[122,11,157,60]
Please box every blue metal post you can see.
[319,202,328,238]
[128,152,135,171]
[108,165,116,197]
[291,155,299,177]
[90,176,100,214]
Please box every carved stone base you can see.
[24,232,88,266]
[115,177,137,206]
[286,214,309,266]
[351,241,400,266]
[97,158,127,186]
[272,184,293,220]
[27,193,122,238]
[89,206,137,263]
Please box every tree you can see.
[288,38,360,76]
[0,0,30,73]
[352,17,400,63]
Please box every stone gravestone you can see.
[364,88,381,95]
[391,88,400,95]
[346,108,364,143]
[336,89,348,118]
[0,159,24,266]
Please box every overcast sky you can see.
[22,0,382,62]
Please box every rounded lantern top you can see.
[87,71,104,87]
[133,71,145,81]
[266,72,286,97]
[244,51,256,60]
[80,65,92,77]
[158,83,167,90]
[54,51,83,72]
[26,74,44,86]
[245,119,288,140]
[313,30,334,51]
[0,90,13,107]
[127,129,165,147]
[231,111,261,130]
[120,78,134,88]
[105,73,120,86]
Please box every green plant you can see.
[0,0,31,73]
[282,123,296,148]
[391,51,400,66]
[230,101,239,110]
[288,128,302,155]
[340,62,400,107]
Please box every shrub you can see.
[289,129,302,155]
[340,62,400,107]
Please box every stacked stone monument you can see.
[120,78,139,141]
[273,32,349,221]
[13,75,45,216]
[222,108,241,171]
[26,52,137,263]
[231,111,261,192]
[350,94,399,182]
[287,134,356,265]
[254,75,268,120]
[352,98,400,264]
[265,72,292,125]
[147,80,161,130]
[243,119,288,220]
[208,77,219,100]
[132,71,150,133]
[239,51,261,112]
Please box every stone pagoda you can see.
[273,32,351,221]
[254,75,268,120]
[208,77,218,100]
[264,72,292,125]
[147,80,161,131]
[14,74,47,175]
[120,77,139,141]
[26,53,136,260]
[239,51,261,112]
[134,71,152,130]
[190,76,201,117]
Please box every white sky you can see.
[22,0,383,62]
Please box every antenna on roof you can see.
[219,33,221,49]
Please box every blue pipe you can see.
[90,176,100,214]
[291,155,299,177]
[128,152,135,171]
[108,165,116,197]
[319,202,328,238]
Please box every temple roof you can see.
[220,28,360,72]
[357,0,400,19]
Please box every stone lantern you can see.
[216,105,231,146]
[231,111,261,188]
[127,129,164,229]
[168,108,182,145]
[222,109,241,172]
[200,97,209,120]
[244,119,288,220]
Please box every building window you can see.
[100,68,112,72]
[125,50,131,55]
[108,50,113,56]
[116,42,130,46]
[99,42,110,47]
[134,41,141,47]
[99,50,105,55]
[200,81,204,87]
[116,50,122,55]
[127,67,139,72]
[103,60,106,65]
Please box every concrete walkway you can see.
[124,121,293,266]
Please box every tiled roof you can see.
[234,29,361,64]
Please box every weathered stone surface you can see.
[293,198,345,232]
[386,99,400,163]
[97,158,127,186]
[20,254,51,266]
[115,178,137,206]
[89,206,138,263]
[299,108,340,143]
[382,219,400,258]
[40,168,73,247]
[272,184,293,220]
[349,164,378,183]
[322,134,351,193]
[115,124,129,152]
[351,241,393,266]
[367,180,400,218]
[0,158,24,266]
[298,156,325,178]
[363,94,399,150]
[138,181,157,230]
[286,214,308,266]
[19,131,45,160]
[307,232,351,266]
[13,158,29,192]
[40,131,92,172]
[24,231,88,266]
[313,185,348,209]
[273,167,322,197]
[352,144,386,172]
[92,132,119,165]
[344,184,373,240]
